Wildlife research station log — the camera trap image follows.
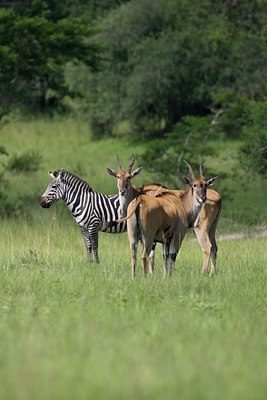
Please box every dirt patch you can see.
[218,226,267,241]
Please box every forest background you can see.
[0,0,267,228]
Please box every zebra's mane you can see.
[59,170,93,192]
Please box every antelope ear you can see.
[206,176,218,187]
[131,167,143,178]
[183,176,192,186]
[107,168,117,178]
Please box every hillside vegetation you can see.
[1,1,266,221]
[0,116,266,232]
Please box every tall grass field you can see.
[0,117,266,399]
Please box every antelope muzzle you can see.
[199,192,207,204]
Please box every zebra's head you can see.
[40,169,66,208]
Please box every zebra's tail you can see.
[101,220,118,230]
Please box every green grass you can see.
[0,216,266,400]
[0,116,153,202]
[0,116,266,399]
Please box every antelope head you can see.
[107,154,143,195]
[183,160,218,207]
[107,154,143,217]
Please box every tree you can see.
[139,115,214,187]
[67,0,267,138]
[0,6,100,114]
[240,99,267,176]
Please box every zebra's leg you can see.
[169,231,186,276]
[148,242,156,273]
[80,227,93,262]
[89,226,100,263]
[162,242,169,278]
[131,241,138,279]
[169,252,178,276]
[162,237,172,277]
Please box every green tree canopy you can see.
[66,0,267,137]
[239,99,267,176]
[0,5,100,114]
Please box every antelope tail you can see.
[116,197,143,223]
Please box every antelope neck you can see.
[182,189,203,228]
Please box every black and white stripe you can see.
[40,168,126,262]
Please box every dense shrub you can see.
[6,150,42,173]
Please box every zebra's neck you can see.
[62,173,92,216]
[62,173,121,228]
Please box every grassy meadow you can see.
[0,117,266,399]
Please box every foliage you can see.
[6,150,42,173]
[0,6,101,115]
[210,91,250,139]
[0,144,42,216]
[0,145,8,156]
[239,99,267,176]
[65,0,267,137]
[140,115,215,187]
[140,90,267,186]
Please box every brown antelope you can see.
[107,155,143,219]
[107,156,221,275]
[115,163,218,278]
[107,155,157,272]
[118,190,186,278]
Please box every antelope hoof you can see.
[201,267,209,275]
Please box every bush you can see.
[6,150,42,173]
[140,114,215,186]
[239,99,267,176]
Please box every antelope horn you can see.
[127,154,135,173]
[115,155,122,172]
[199,162,205,179]
[184,160,196,180]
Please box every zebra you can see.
[40,168,127,263]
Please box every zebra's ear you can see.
[49,170,58,179]
[59,168,65,180]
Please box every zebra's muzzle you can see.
[40,197,51,208]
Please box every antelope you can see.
[118,190,186,278]
[115,162,218,278]
[107,156,221,275]
[107,155,143,219]
[107,155,156,272]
